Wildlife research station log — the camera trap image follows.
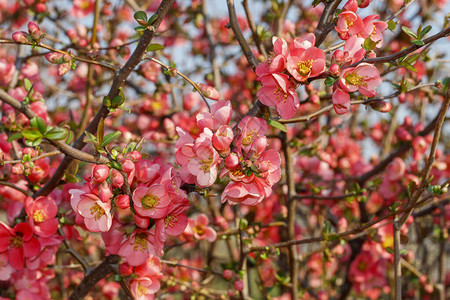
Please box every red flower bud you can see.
[369,100,392,113]
[234,280,244,291]
[329,64,341,77]
[57,63,71,76]
[27,21,41,40]
[110,169,124,188]
[92,165,109,183]
[12,31,29,44]
[197,83,220,100]
[222,270,233,280]
[115,195,130,209]
[45,52,64,64]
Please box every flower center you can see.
[134,232,148,252]
[199,158,213,172]
[273,86,288,102]
[89,203,105,220]
[10,236,23,248]
[345,18,354,28]
[194,225,204,236]
[165,215,178,228]
[242,130,257,146]
[137,282,149,296]
[357,261,368,271]
[33,209,46,223]
[298,59,314,77]
[345,73,367,87]
[142,194,160,209]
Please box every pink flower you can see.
[92,164,110,183]
[255,149,282,186]
[0,252,13,280]
[339,63,382,97]
[359,15,387,47]
[25,196,58,238]
[118,230,159,266]
[257,73,300,119]
[0,59,16,87]
[158,203,189,236]
[332,88,351,115]
[221,178,271,206]
[71,0,94,18]
[212,125,234,156]
[70,190,112,232]
[255,36,288,78]
[130,277,159,300]
[236,116,268,153]
[286,42,326,82]
[187,138,221,188]
[185,214,217,242]
[132,184,170,219]
[196,100,232,131]
[27,21,41,40]
[0,222,40,270]
[341,35,366,66]
[197,83,220,100]
[335,11,364,39]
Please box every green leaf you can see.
[147,14,158,25]
[403,63,417,72]
[134,11,147,23]
[134,26,147,32]
[45,127,68,140]
[65,130,74,144]
[387,20,396,31]
[402,26,417,39]
[97,117,105,145]
[30,117,47,134]
[325,76,336,86]
[25,137,42,147]
[83,131,98,145]
[100,131,121,148]
[7,132,23,142]
[385,247,394,254]
[412,39,424,46]
[24,78,32,91]
[146,43,165,52]
[23,127,43,141]
[404,53,421,65]
[267,119,287,132]
[363,37,377,52]
[419,25,432,39]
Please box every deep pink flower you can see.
[236,116,268,153]
[185,214,217,242]
[332,88,351,115]
[212,125,234,156]
[359,15,388,47]
[130,277,159,300]
[257,73,300,119]
[255,36,288,78]
[158,203,189,236]
[286,45,326,82]
[132,184,170,219]
[339,63,382,97]
[0,222,40,270]
[118,230,159,266]
[25,196,58,238]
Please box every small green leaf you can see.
[25,137,42,147]
[30,117,47,134]
[402,26,417,39]
[404,53,421,65]
[363,37,377,52]
[146,43,165,52]
[147,14,158,25]
[23,127,43,141]
[239,218,248,230]
[385,247,394,254]
[419,25,432,38]
[65,173,79,183]
[134,26,147,32]
[45,127,68,140]
[100,131,121,148]
[403,63,417,72]
[324,76,336,86]
[65,130,74,144]
[24,78,32,91]
[134,11,147,24]
[412,39,425,46]
[83,131,98,145]
[387,20,396,31]
[267,119,287,132]
[400,249,409,255]
[109,161,123,171]
[7,132,23,142]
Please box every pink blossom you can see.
[0,222,40,270]
[130,277,159,300]
[118,230,159,266]
[196,100,232,131]
[286,43,326,82]
[12,31,29,44]
[332,88,351,115]
[27,21,41,40]
[0,59,16,87]
[159,203,189,236]
[221,178,271,206]
[257,73,300,119]
[335,11,364,39]
[185,214,217,242]
[255,36,288,78]
[25,196,58,238]
[359,15,388,47]
[71,0,94,18]
[70,190,112,232]
[212,125,234,156]
[197,83,220,100]
[187,138,220,188]
[236,116,268,153]
[0,252,13,280]
[342,35,366,65]
[339,63,382,97]
[132,184,170,219]
[92,164,109,183]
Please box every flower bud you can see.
[163,118,176,139]
[369,100,392,113]
[45,52,64,64]
[92,164,109,183]
[134,214,150,228]
[331,49,344,65]
[57,63,71,76]
[197,83,220,100]
[98,182,113,203]
[125,151,141,162]
[212,125,233,156]
[248,136,267,160]
[234,280,244,291]
[329,64,341,77]
[224,153,239,169]
[121,159,135,173]
[27,21,41,40]
[12,31,29,44]
[120,263,133,277]
[35,3,47,13]
[12,163,24,175]
[358,0,373,8]
[115,194,130,209]
[222,270,233,280]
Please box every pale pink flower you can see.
[257,73,300,119]
[185,214,217,242]
[71,0,94,18]
[132,184,170,219]
[212,125,234,156]
[342,35,366,65]
[335,11,364,39]
[236,116,268,153]
[24,196,58,238]
[0,59,16,87]
[359,15,388,47]
[118,230,159,266]
[77,193,112,232]
[0,252,13,280]
[196,100,232,131]
[221,178,271,206]
[130,277,159,300]
[255,149,282,186]
[187,138,220,188]
[339,63,382,97]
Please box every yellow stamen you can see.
[134,232,148,252]
[142,194,160,209]
[137,282,149,296]
[89,203,105,220]
[165,215,178,228]
[199,158,213,172]
[298,59,314,77]
[10,236,23,248]
[33,209,46,223]
[345,73,367,87]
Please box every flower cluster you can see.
[256,34,326,119]
[175,100,281,206]
[68,153,191,298]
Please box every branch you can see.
[0,180,31,196]
[68,255,121,300]
[0,89,110,165]
[242,0,267,57]
[314,0,343,47]
[34,0,176,198]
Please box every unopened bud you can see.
[115,194,130,209]
[12,31,29,44]
[197,83,220,100]
[27,21,41,40]
[369,100,392,113]
[57,63,71,76]
[329,64,341,77]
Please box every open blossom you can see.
[187,138,221,188]
[69,189,112,232]
[185,214,217,242]
[0,222,40,270]
[196,100,232,131]
[335,10,364,39]
[255,36,288,78]
[118,230,160,266]
[25,196,58,238]
[221,178,272,206]
[339,63,382,97]
[332,87,351,115]
[257,73,300,119]
[286,36,326,82]
[236,116,268,152]
[132,184,170,219]
[359,15,388,47]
